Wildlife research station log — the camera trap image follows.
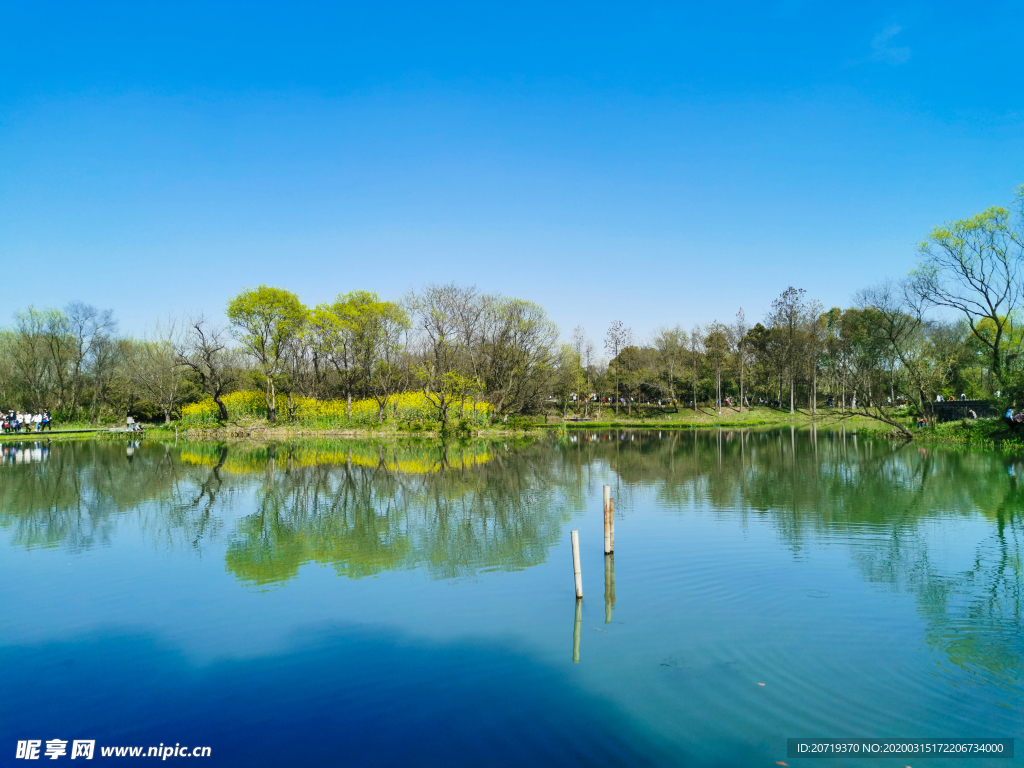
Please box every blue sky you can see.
[1,1,1022,344]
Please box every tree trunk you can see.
[214,393,229,421]
[693,358,698,410]
[266,377,277,424]
[739,358,744,413]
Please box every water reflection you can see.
[1,441,50,465]
[572,598,582,664]
[1,430,1022,687]
[604,554,616,624]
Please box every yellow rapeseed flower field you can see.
[179,391,491,428]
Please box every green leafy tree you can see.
[226,285,307,423]
[554,344,586,417]
[910,186,1024,385]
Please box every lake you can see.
[1,429,1021,766]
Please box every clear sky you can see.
[1,1,1022,344]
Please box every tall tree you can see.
[768,287,808,414]
[687,326,704,410]
[733,310,748,412]
[3,308,68,411]
[571,326,596,417]
[703,322,732,416]
[605,321,632,415]
[406,283,483,429]
[554,344,586,417]
[175,318,239,422]
[65,302,117,418]
[909,186,1024,385]
[226,286,307,423]
[130,320,191,423]
[653,325,685,412]
[802,300,824,415]
[480,297,558,416]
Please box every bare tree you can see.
[803,300,824,415]
[605,320,633,415]
[175,318,238,422]
[65,302,117,418]
[687,326,704,410]
[704,322,732,416]
[131,318,191,422]
[571,326,595,417]
[734,310,748,412]
[406,284,484,429]
[653,325,685,412]
[768,287,807,414]
[87,332,123,422]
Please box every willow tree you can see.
[480,297,558,416]
[226,285,307,423]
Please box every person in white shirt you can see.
[32,413,42,431]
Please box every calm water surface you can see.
[1,430,1021,766]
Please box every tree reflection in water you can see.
[1,430,1020,684]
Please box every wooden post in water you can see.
[572,596,582,663]
[608,498,615,553]
[603,485,612,554]
[571,530,583,598]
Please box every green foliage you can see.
[226,285,307,366]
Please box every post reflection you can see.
[604,554,615,624]
[572,598,582,664]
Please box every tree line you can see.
[2,185,1022,428]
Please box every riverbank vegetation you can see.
[2,186,1023,442]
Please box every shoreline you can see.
[9,409,1023,453]
[0,409,894,444]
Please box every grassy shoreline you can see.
[7,406,1024,453]
[0,407,888,442]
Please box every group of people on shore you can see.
[2,410,53,434]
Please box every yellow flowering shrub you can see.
[179,391,270,425]
[178,391,492,427]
